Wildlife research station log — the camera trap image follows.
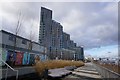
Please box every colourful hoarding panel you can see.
[27,53,30,64]
[22,52,30,65]
[29,53,35,65]
[15,52,23,65]
[0,48,7,66]
[6,50,16,66]
[2,49,7,66]
[22,52,27,65]
[35,54,41,62]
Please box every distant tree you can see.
[11,11,24,66]
[28,30,33,51]
[28,19,35,52]
[14,11,24,51]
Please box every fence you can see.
[93,62,120,80]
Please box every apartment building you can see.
[39,7,84,60]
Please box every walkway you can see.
[63,63,102,80]
[49,68,72,78]
[1,63,103,80]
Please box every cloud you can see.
[58,2,118,48]
[61,9,84,32]
[84,45,118,58]
[0,2,118,49]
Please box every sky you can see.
[0,1,118,58]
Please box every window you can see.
[22,39,27,45]
[41,12,44,22]
[9,35,15,41]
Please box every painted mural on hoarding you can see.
[6,50,16,66]
[29,53,35,65]
[2,49,7,66]
[35,54,40,63]
[27,53,30,64]
[22,52,30,65]
[15,52,23,65]
[34,54,47,62]
[0,48,9,66]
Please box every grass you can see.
[34,60,84,75]
[99,63,120,74]
[93,61,120,74]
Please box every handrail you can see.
[0,59,18,80]
[2,60,16,71]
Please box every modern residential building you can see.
[73,46,84,61]
[39,7,52,47]
[49,20,63,59]
[62,32,70,49]
[39,7,53,58]
[73,42,76,48]
[39,7,84,60]
[51,20,63,49]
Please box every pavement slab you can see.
[71,63,102,79]
[48,68,72,78]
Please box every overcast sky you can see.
[0,2,118,58]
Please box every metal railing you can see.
[0,59,18,80]
[93,62,120,80]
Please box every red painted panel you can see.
[15,52,23,65]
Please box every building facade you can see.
[73,47,84,61]
[0,30,47,66]
[39,7,84,60]
[62,32,70,49]
[39,7,52,47]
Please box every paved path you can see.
[63,63,102,80]
[1,63,103,80]
[48,68,72,78]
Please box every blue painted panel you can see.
[6,50,16,66]
[22,52,28,65]
[27,53,30,64]
[22,52,30,65]
[6,50,16,61]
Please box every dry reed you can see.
[34,60,84,75]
